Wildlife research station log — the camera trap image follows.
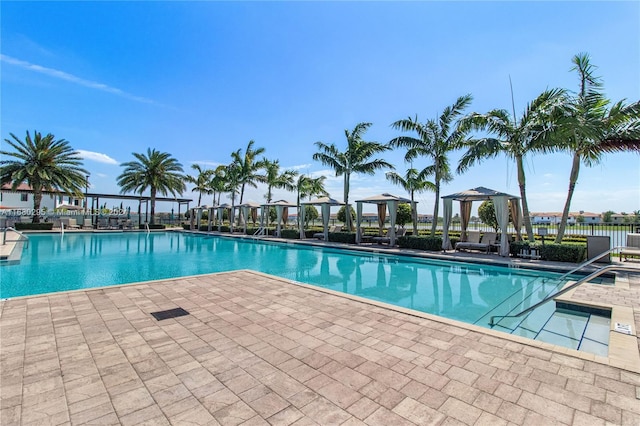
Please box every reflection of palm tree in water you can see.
[337,257,356,293]
[442,269,453,313]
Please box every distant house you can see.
[530,211,601,225]
[0,183,84,211]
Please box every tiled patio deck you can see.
[2,270,639,425]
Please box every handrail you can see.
[490,264,640,326]
[145,223,150,234]
[252,227,265,236]
[546,246,625,283]
[2,227,29,246]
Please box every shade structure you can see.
[218,203,232,232]
[55,203,85,211]
[302,197,344,241]
[262,200,297,238]
[441,186,520,256]
[239,202,261,234]
[355,193,412,246]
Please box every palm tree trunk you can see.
[516,155,534,241]
[343,173,351,231]
[32,186,43,223]
[238,184,245,226]
[430,179,440,237]
[555,153,581,243]
[150,188,157,225]
[197,193,202,206]
[410,190,418,236]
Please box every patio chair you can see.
[313,225,342,240]
[372,227,406,245]
[621,233,640,261]
[81,218,94,229]
[455,231,496,254]
[61,218,80,229]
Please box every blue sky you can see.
[2,1,639,215]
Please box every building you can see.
[530,211,601,225]
[0,183,84,212]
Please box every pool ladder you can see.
[489,247,637,327]
[2,227,29,247]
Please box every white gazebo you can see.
[441,186,522,256]
[261,200,297,238]
[354,193,413,246]
[239,202,261,234]
[217,203,233,232]
[301,196,345,240]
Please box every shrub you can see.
[139,224,165,230]
[328,232,356,244]
[15,222,54,230]
[280,229,300,239]
[397,236,443,251]
[510,241,586,263]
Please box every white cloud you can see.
[1,54,158,105]
[77,149,118,165]
[286,163,313,171]
[96,173,108,178]
[190,160,223,167]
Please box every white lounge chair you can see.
[372,227,407,245]
[455,231,496,254]
[314,225,342,240]
[621,233,640,261]
[81,218,93,229]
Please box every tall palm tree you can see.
[457,89,567,241]
[554,53,640,242]
[209,165,228,206]
[117,148,185,225]
[263,159,298,203]
[386,168,435,236]
[1,131,88,223]
[391,95,472,237]
[224,161,242,228]
[313,122,393,231]
[185,164,213,206]
[231,140,266,205]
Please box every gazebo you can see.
[261,200,297,238]
[301,196,344,240]
[441,186,522,256]
[239,202,261,234]
[217,203,233,232]
[354,193,413,246]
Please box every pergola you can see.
[261,200,297,238]
[239,202,261,234]
[217,203,233,232]
[355,193,413,246]
[301,196,344,240]
[441,186,522,256]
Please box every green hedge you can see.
[510,241,586,263]
[139,224,165,230]
[328,232,356,244]
[280,229,300,239]
[397,236,443,251]
[15,222,54,230]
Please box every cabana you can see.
[441,186,522,256]
[261,200,297,238]
[217,203,233,232]
[355,193,413,246]
[239,202,261,234]
[301,196,345,240]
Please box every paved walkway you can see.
[2,270,639,425]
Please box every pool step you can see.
[513,308,610,357]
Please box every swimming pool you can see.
[1,232,609,354]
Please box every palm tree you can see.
[386,168,435,236]
[553,53,640,242]
[224,161,242,228]
[263,159,298,203]
[391,95,472,237]
[117,148,186,225]
[457,89,567,241]
[185,164,213,206]
[231,140,266,205]
[313,122,393,231]
[0,131,88,223]
[209,165,228,206]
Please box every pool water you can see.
[1,232,610,355]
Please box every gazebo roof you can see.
[355,193,412,204]
[301,196,344,206]
[442,186,519,201]
[218,203,233,209]
[239,201,261,208]
[262,200,297,207]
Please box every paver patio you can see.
[1,269,640,425]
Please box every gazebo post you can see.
[356,202,363,244]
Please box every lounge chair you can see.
[372,227,406,245]
[621,233,640,261]
[455,231,496,254]
[62,218,80,229]
[314,225,342,240]
[81,218,93,229]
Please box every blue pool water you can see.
[1,232,609,354]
